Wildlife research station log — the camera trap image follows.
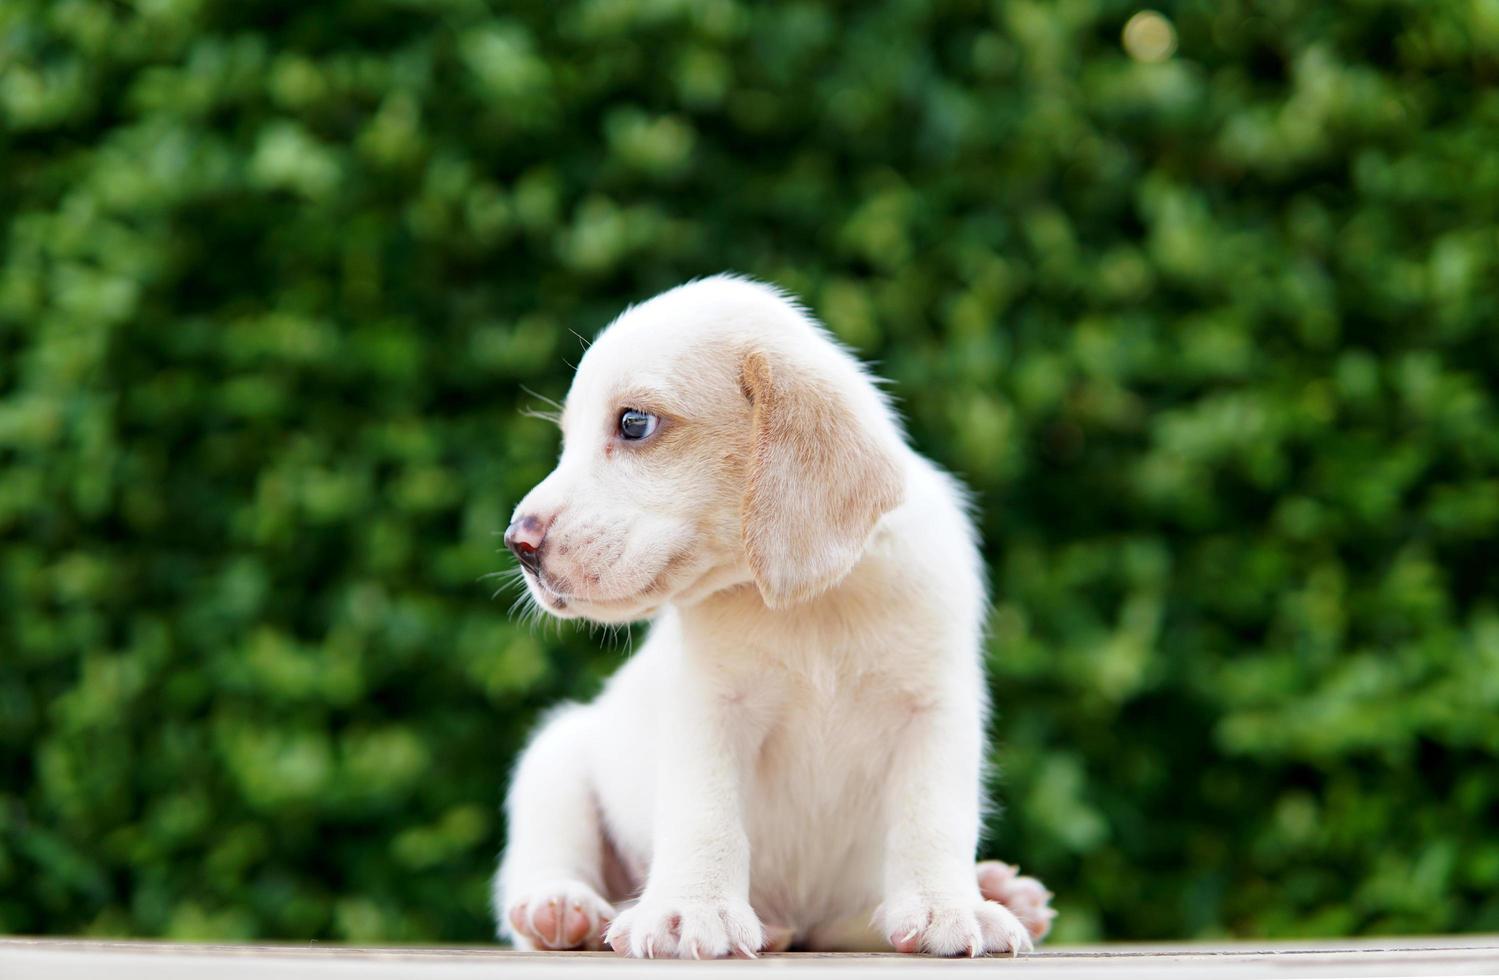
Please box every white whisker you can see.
[519,405,562,425]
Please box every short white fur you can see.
[494,275,1048,957]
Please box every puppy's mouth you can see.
[520,550,689,620]
[522,567,572,612]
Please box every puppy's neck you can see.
[673,549,892,647]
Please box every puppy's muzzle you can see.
[505,514,548,574]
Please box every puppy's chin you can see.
[522,571,662,625]
[565,599,662,626]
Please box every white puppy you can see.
[494,275,1054,957]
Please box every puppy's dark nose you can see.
[505,514,547,572]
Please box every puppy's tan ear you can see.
[740,350,905,609]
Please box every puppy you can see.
[494,276,1054,957]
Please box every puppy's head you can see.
[506,276,905,624]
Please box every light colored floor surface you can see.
[2,935,1496,979]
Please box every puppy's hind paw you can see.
[978,860,1057,943]
[505,879,615,951]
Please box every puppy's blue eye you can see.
[619,410,659,441]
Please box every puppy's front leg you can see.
[881,685,1033,957]
[605,655,765,959]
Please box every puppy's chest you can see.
[751,663,917,788]
[739,665,914,922]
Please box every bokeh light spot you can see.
[1123,10,1177,63]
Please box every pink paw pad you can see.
[977,861,1057,942]
[506,882,614,951]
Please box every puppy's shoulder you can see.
[860,451,987,621]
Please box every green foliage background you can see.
[4,0,1498,945]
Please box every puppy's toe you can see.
[505,880,614,951]
[883,892,1033,957]
[607,896,762,959]
[978,860,1057,942]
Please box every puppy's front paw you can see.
[605,895,764,959]
[505,879,615,951]
[882,892,1034,957]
